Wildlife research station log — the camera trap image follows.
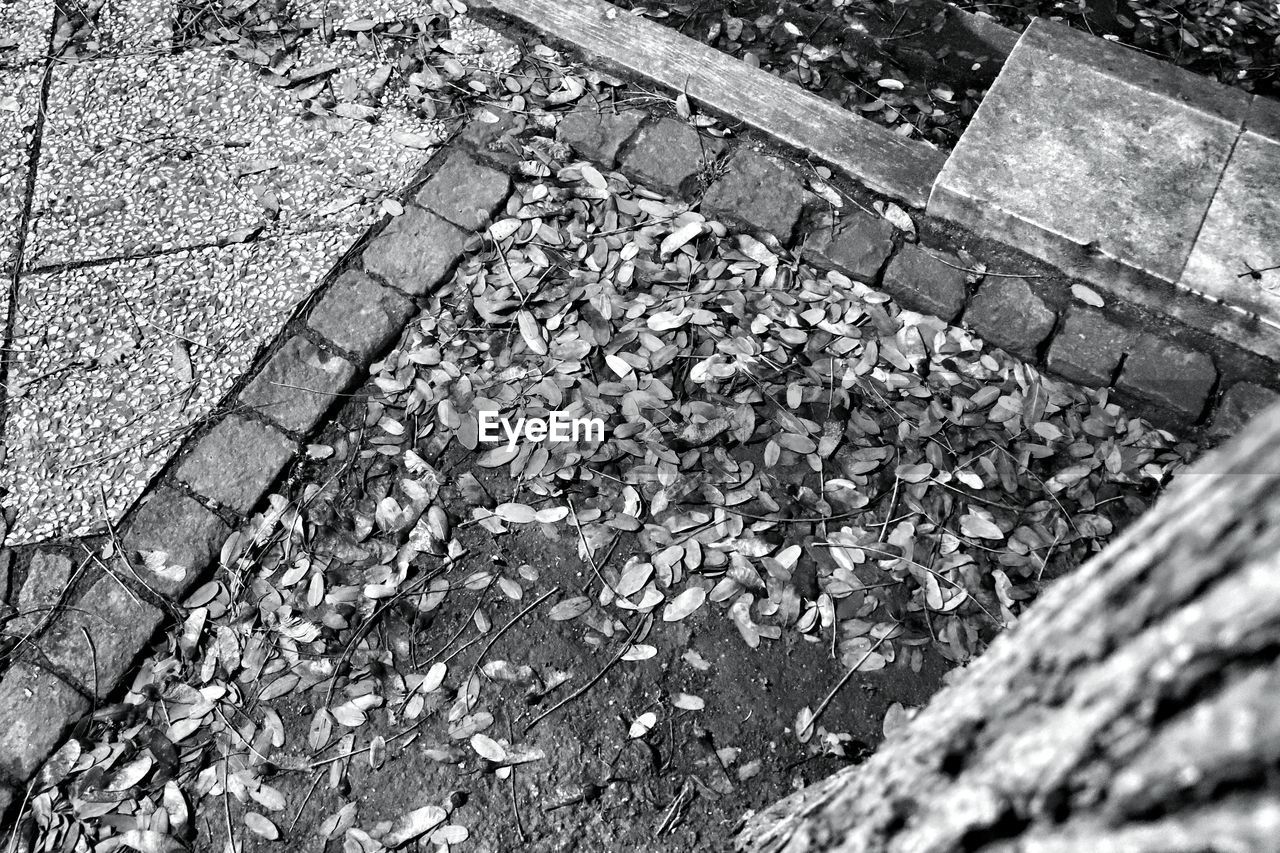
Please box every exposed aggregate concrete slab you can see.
[0,0,52,68]
[25,47,443,267]
[2,231,345,544]
[0,65,40,273]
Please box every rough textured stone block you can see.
[413,149,512,231]
[1117,335,1217,420]
[1046,307,1135,387]
[10,551,74,635]
[363,208,467,296]
[1210,381,1280,437]
[124,486,230,596]
[309,270,415,362]
[33,575,164,696]
[930,19,1248,292]
[802,210,896,284]
[622,118,726,195]
[175,416,294,515]
[880,245,968,321]
[701,149,804,241]
[557,99,645,166]
[0,663,88,782]
[1179,96,1280,326]
[965,279,1057,356]
[239,337,356,434]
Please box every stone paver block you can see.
[1210,381,1280,438]
[557,99,646,166]
[10,552,74,635]
[930,19,1249,291]
[0,663,89,782]
[701,149,804,242]
[802,210,896,284]
[33,575,164,696]
[239,336,356,434]
[412,149,512,232]
[1046,307,1136,388]
[363,207,467,296]
[1179,97,1280,325]
[881,245,968,321]
[124,486,230,597]
[1117,335,1217,420]
[175,416,294,515]
[621,118,726,195]
[965,279,1057,356]
[309,269,416,362]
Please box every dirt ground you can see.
[191,407,949,852]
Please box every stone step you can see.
[929,18,1280,361]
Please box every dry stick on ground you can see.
[472,586,560,679]
[523,614,652,735]
[739,403,1280,852]
[796,630,894,742]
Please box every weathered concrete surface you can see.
[929,19,1248,294]
[1179,97,1280,326]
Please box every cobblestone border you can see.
[3,83,1278,823]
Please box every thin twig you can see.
[524,615,650,734]
[799,630,893,740]
[473,586,560,679]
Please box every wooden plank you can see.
[472,0,946,208]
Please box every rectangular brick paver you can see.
[1046,307,1135,388]
[308,269,416,363]
[239,336,357,434]
[557,99,645,167]
[802,210,896,284]
[363,207,467,296]
[880,245,968,322]
[174,416,295,515]
[32,575,164,697]
[702,149,804,243]
[0,663,88,783]
[1116,334,1217,421]
[123,485,231,597]
[965,279,1057,357]
[622,118,725,197]
[413,149,512,231]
